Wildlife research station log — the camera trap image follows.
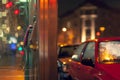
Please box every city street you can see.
[0,0,120,80]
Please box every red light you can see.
[19,51,25,55]
[96,32,101,36]
[5,2,13,8]
[14,9,20,15]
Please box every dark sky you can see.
[58,0,120,16]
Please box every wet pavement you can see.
[0,53,24,80]
[0,66,24,80]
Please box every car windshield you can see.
[58,45,78,58]
[99,41,120,64]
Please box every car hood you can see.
[59,57,72,64]
[96,64,120,80]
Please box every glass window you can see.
[0,0,38,80]
[58,45,79,58]
[99,41,120,64]
[72,43,86,61]
[82,42,95,62]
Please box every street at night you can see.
[0,0,120,80]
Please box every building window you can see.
[85,10,92,15]
[85,19,91,27]
[86,29,91,40]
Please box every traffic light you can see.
[14,9,20,15]
[18,46,23,51]
[19,50,25,55]
[5,1,13,9]
[18,46,25,55]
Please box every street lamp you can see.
[100,27,105,32]
[99,26,106,37]
[61,27,67,45]
[62,27,67,32]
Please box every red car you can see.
[68,37,120,80]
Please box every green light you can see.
[18,46,23,51]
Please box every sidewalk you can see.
[0,67,24,80]
[0,54,24,80]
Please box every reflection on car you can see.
[57,44,79,80]
[68,37,120,80]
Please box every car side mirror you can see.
[81,59,94,67]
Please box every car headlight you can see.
[57,60,69,72]
[62,62,68,72]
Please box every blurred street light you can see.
[17,26,22,30]
[19,0,28,2]
[100,27,105,32]
[10,37,17,43]
[96,31,101,36]
[0,29,3,37]
[62,27,67,32]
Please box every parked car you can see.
[57,44,79,80]
[68,37,120,80]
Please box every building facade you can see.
[58,1,120,45]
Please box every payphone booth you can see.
[0,0,57,80]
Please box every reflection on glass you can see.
[0,0,37,80]
[99,41,120,64]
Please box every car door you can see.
[71,42,95,80]
[69,43,87,79]
[77,42,96,80]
